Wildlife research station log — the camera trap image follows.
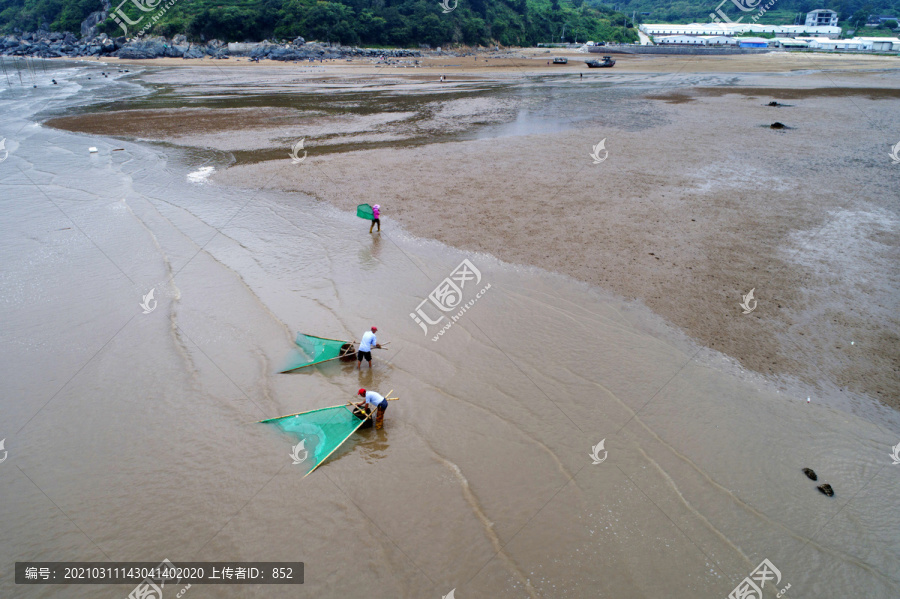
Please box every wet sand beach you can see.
[48,52,900,412]
[2,53,898,599]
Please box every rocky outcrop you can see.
[81,0,110,39]
[116,37,167,59]
[0,32,423,61]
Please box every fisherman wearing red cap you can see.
[356,326,382,369]
[356,388,388,429]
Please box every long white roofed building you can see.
[641,23,841,39]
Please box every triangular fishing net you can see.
[264,405,367,476]
[281,333,352,373]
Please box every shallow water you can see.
[1,61,899,598]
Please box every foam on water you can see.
[187,165,215,183]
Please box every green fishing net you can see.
[281,333,352,373]
[357,204,374,220]
[264,405,367,476]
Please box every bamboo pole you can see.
[257,397,399,423]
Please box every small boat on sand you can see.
[552,57,568,64]
[586,56,615,68]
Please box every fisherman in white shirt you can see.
[356,388,388,429]
[356,326,381,369]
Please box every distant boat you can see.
[585,56,615,68]
[552,57,568,64]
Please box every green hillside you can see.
[0,0,641,46]
[597,0,898,25]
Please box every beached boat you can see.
[586,56,615,68]
[552,57,568,64]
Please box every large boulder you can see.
[172,34,187,45]
[182,46,205,59]
[266,46,307,61]
[165,44,188,57]
[116,38,167,59]
[249,43,274,59]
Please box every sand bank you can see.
[46,53,900,411]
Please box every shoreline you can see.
[31,45,900,74]
[41,54,900,414]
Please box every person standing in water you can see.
[370,204,381,233]
[356,388,388,429]
[357,326,382,369]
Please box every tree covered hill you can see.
[604,0,897,25]
[0,0,641,46]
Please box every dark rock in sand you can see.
[770,122,786,129]
[817,483,834,497]
[802,467,817,481]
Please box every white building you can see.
[853,37,900,50]
[805,9,839,28]
[807,38,863,50]
[642,23,841,39]
[771,38,809,48]
[654,35,740,46]
[656,35,707,45]
[702,35,738,45]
